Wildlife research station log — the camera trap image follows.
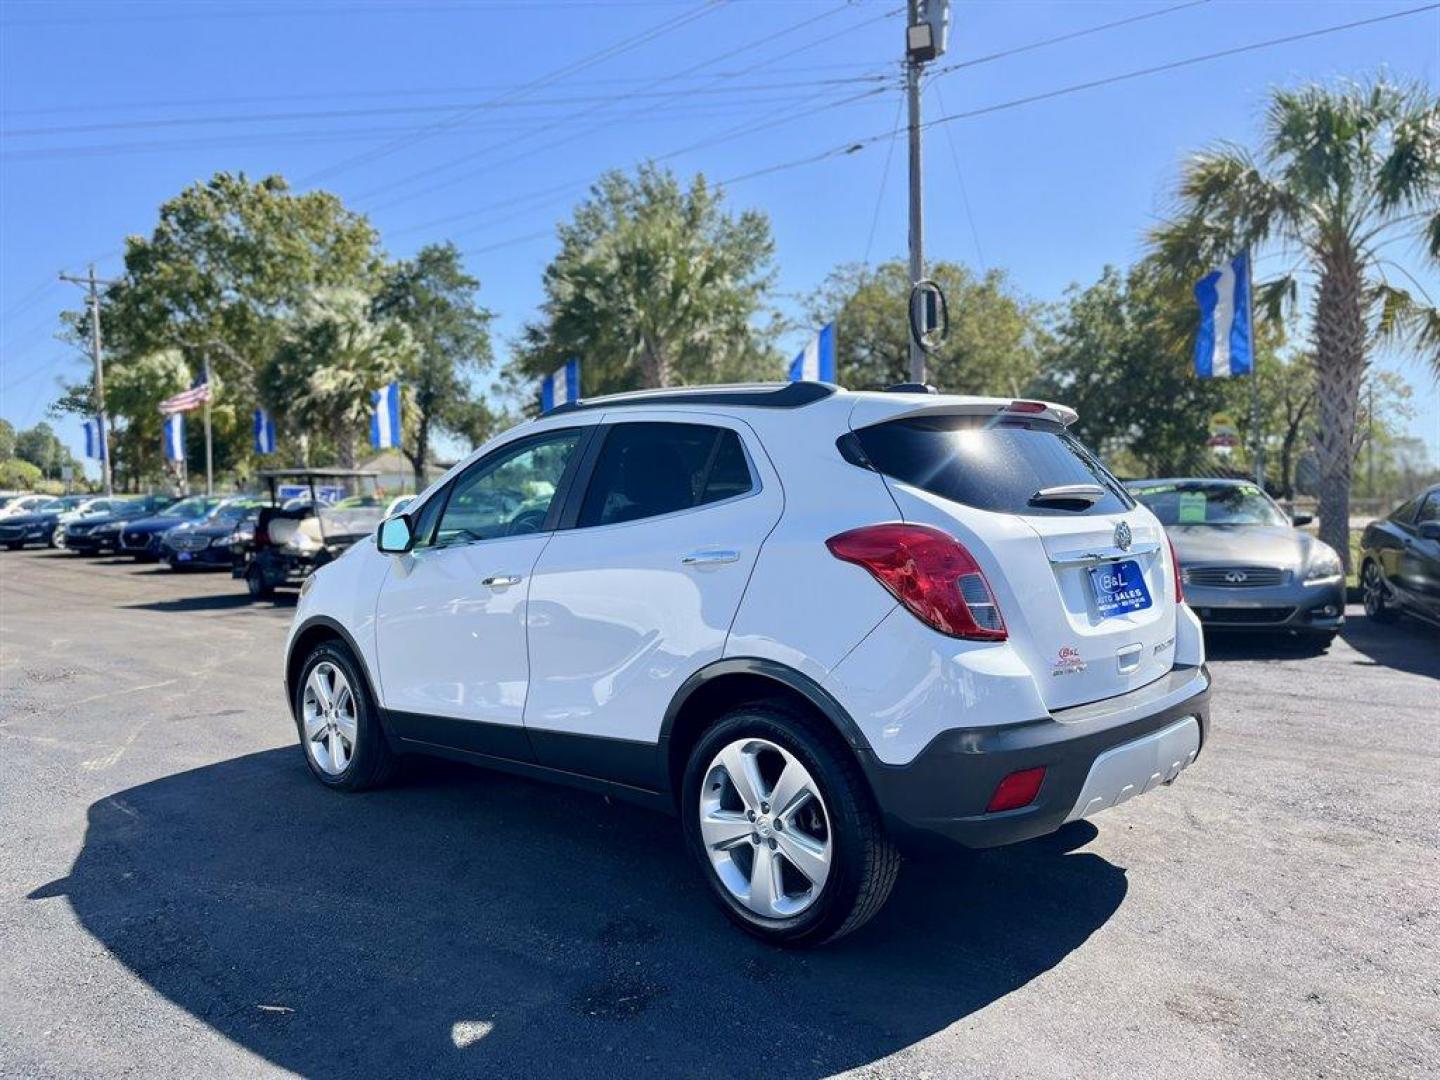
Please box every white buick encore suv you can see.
[285,383,1211,946]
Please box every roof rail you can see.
[884,382,938,394]
[545,381,835,415]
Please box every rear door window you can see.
[577,422,754,528]
[854,415,1133,516]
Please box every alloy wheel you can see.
[52,526,65,548]
[1362,563,1385,618]
[699,737,832,919]
[302,661,357,776]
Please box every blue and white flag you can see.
[82,418,105,461]
[370,382,401,449]
[163,412,185,462]
[1194,250,1254,379]
[540,358,580,412]
[788,322,836,382]
[253,408,276,456]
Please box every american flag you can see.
[159,372,212,415]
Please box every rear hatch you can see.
[850,402,1176,711]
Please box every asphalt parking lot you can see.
[1,549,1436,1079]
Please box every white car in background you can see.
[282,383,1211,946]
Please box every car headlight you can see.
[211,533,237,548]
[1303,544,1343,582]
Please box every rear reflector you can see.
[986,767,1046,813]
[825,523,1007,640]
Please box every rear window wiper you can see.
[1029,484,1106,509]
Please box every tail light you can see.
[826,523,1007,641]
[253,524,269,546]
[1166,534,1184,603]
[1005,399,1048,414]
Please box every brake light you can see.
[1166,534,1184,603]
[987,767,1046,812]
[826,523,1007,640]
[254,524,269,546]
[1005,399,1048,414]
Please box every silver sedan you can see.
[1127,479,1345,646]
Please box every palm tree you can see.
[1151,78,1439,568]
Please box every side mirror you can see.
[1419,521,1440,542]
[1291,512,1314,527]
[377,514,415,554]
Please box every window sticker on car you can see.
[1177,491,1208,523]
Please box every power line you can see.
[351,2,892,211]
[930,80,985,272]
[862,91,906,267]
[299,0,726,185]
[721,3,1440,187]
[0,75,892,139]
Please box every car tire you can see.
[1361,560,1395,623]
[246,566,274,599]
[293,641,396,792]
[52,527,66,548]
[681,700,900,948]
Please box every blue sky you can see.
[2,0,1437,475]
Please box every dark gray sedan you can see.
[1128,478,1345,645]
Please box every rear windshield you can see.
[1130,482,1288,527]
[854,415,1134,516]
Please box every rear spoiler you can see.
[848,395,1079,430]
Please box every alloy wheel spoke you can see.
[335,711,357,743]
[775,830,829,889]
[769,760,812,821]
[303,712,327,741]
[719,743,764,812]
[699,810,753,851]
[747,847,782,918]
[307,667,334,711]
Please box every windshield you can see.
[159,497,215,519]
[208,503,259,526]
[1130,482,1289,527]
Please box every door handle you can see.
[481,574,522,587]
[681,549,740,566]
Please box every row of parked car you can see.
[0,468,411,600]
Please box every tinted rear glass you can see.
[854,415,1133,516]
[578,422,754,528]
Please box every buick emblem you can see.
[1114,521,1132,551]
[1224,570,1248,584]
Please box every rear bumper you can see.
[859,664,1211,853]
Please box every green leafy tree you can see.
[513,165,779,399]
[375,243,496,488]
[263,289,417,468]
[807,260,1042,394]
[0,459,43,490]
[1150,77,1440,568]
[56,172,385,482]
[13,422,79,481]
[0,418,16,461]
[1031,263,1238,477]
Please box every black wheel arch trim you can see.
[657,656,874,758]
[285,616,385,731]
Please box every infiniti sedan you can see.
[1127,478,1345,646]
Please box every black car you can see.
[64,495,174,555]
[161,500,262,570]
[116,496,224,560]
[0,496,86,550]
[1359,484,1440,629]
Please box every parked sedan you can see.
[1128,478,1345,645]
[116,495,224,560]
[64,495,174,555]
[1359,484,1440,629]
[162,500,262,570]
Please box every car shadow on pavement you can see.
[1339,611,1440,679]
[124,593,298,612]
[33,749,1124,1080]
[1202,631,1335,661]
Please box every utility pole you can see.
[906,0,925,385]
[203,355,214,496]
[59,264,117,495]
[905,0,948,385]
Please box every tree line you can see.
[24,76,1439,566]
